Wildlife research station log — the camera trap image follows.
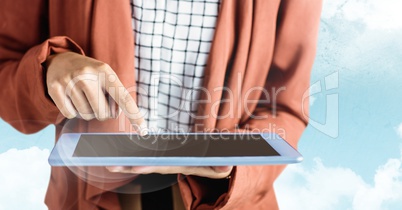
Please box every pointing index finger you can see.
[105,73,148,135]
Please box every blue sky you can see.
[1,0,402,209]
[275,0,402,209]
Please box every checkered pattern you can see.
[131,0,220,132]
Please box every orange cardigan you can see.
[0,0,322,209]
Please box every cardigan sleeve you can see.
[179,0,322,209]
[0,0,85,133]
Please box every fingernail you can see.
[138,121,148,136]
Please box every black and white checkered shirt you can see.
[131,0,221,133]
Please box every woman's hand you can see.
[106,166,233,179]
[46,52,147,135]
[46,52,232,179]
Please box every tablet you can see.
[48,133,302,166]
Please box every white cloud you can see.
[0,147,50,210]
[353,159,402,210]
[322,0,402,30]
[396,123,402,139]
[275,155,402,210]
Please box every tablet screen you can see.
[73,134,279,157]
